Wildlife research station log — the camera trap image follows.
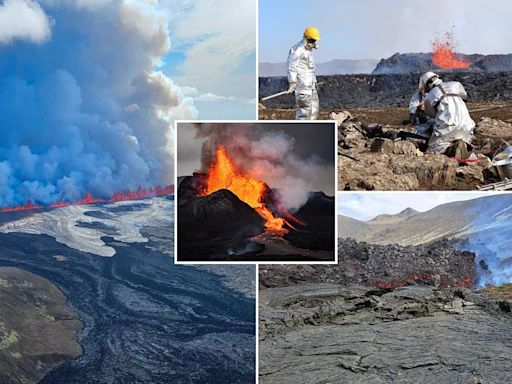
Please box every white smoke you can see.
[0,0,52,44]
[194,123,333,211]
[0,0,197,207]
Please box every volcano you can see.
[177,147,335,262]
[199,146,299,233]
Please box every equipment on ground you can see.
[477,179,512,191]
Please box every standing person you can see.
[287,26,320,120]
[419,71,475,158]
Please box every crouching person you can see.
[419,71,475,158]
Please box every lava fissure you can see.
[0,185,174,213]
[200,146,302,234]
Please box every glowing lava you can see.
[432,32,470,69]
[1,185,174,213]
[201,146,297,233]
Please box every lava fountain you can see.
[200,146,302,234]
[432,31,471,69]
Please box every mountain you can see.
[259,58,379,77]
[372,52,512,74]
[338,196,508,245]
[369,207,419,225]
[339,194,512,286]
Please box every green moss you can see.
[10,351,22,359]
[0,279,12,288]
[0,330,20,350]
[35,304,55,322]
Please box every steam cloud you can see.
[460,197,512,287]
[194,123,333,211]
[0,0,197,207]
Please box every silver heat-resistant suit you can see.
[287,39,319,120]
[424,81,475,154]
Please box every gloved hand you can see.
[287,82,296,94]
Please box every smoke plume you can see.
[0,0,197,207]
[193,123,333,211]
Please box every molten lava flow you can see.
[202,146,295,233]
[432,32,470,69]
[0,185,174,213]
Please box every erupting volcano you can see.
[200,146,300,233]
[432,32,471,69]
[0,186,174,213]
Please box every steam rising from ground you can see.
[462,199,512,287]
[0,0,197,207]
[193,123,333,211]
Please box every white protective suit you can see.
[423,81,475,153]
[287,39,319,120]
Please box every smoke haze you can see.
[0,0,197,207]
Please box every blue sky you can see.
[0,0,256,206]
[338,192,504,221]
[259,0,512,62]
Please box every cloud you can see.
[0,0,52,44]
[163,0,256,98]
[0,0,198,207]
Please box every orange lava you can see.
[432,41,471,69]
[1,185,174,213]
[201,146,291,233]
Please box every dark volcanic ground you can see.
[178,176,335,262]
[259,71,512,110]
[260,238,476,290]
[0,201,255,384]
[259,238,512,384]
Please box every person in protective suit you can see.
[419,71,475,158]
[287,26,320,120]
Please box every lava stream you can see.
[201,146,301,233]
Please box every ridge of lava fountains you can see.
[199,145,303,234]
[0,185,174,213]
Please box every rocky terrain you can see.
[178,175,335,262]
[259,234,512,382]
[0,267,82,384]
[259,71,512,110]
[336,114,512,190]
[259,69,512,190]
[260,238,476,290]
[259,283,512,384]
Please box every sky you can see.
[177,122,335,209]
[259,0,512,63]
[0,0,256,207]
[338,191,505,221]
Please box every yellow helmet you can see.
[304,26,321,41]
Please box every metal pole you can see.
[261,90,290,101]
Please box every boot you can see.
[445,139,469,159]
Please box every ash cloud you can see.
[0,0,197,207]
[191,123,334,211]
